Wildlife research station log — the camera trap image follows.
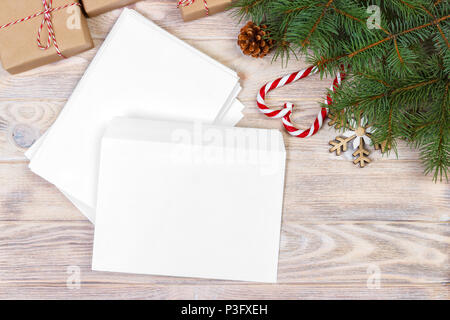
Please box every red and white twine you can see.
[257,65,346,138]
[0,0,80,58]
[177,0,209,16]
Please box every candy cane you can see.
[256,65,346,137]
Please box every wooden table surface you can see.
[0,1,449,300]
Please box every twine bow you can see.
[0,0,80,58]
[177,0,209,16]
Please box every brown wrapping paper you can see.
[0,0,93,74]
[81,0,141,17]
[179,0,232,22]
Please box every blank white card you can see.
[27,9,242,222]
[92,118,286,282]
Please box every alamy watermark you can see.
[366,264,381,289]
[170,122,284,176]
[367,5,381,30]
[66,265,81,289]
[66,5,82,30]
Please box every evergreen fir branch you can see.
[411,82,449,181]
[420,5,450,47]
[232,0,450,180]
[230,0,273,23]
[347,15,449,58]
[300,0,336,47]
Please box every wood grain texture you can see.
[0,284,447,300]
[0,222,448,284]
[0,1,448,299]
[1,161,448,222]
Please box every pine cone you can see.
[238,21,274,58]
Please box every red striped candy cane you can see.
[256,65,346,138]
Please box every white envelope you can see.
[92,118,286,282]
[27,9,243,222]
[26,100,244,222]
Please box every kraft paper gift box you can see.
[26,9,244,222]
[0,0,93,74]
[179,0,233,22]
[81,0,141,17]
[92,118,286,282]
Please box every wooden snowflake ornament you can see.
[329,116,378,168]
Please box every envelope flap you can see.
[104,117,286,154]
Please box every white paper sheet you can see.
[26,100,245,223]
[27,9,243,222]
[26,100,245,160]
[92,118,286,282]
